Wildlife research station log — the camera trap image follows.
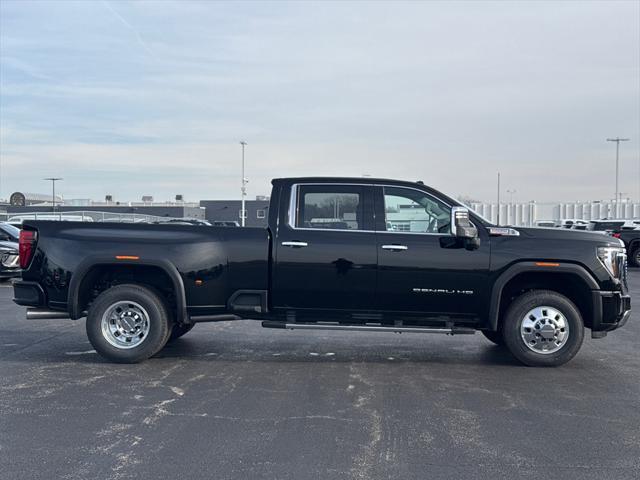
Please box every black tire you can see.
[86,284,172,363]
[630,247,640,268]
[168,323,195,342]
[481,329,505,346]
[502,290,584,367]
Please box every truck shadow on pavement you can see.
[52,337,530,368]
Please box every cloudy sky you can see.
[1,0,638,203]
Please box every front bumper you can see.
[592,290,631,332]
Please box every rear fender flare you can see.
[67,256,188,322]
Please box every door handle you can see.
[282,241,308,248]
[381,244,408,251]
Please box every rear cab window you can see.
[289,184,373,231]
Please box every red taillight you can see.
[19,230,37,269]
[612,233,621,238]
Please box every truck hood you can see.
[508,227,623,247]
[0,240,19,252]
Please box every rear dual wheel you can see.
[86,284,172,363]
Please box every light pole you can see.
[44,177,62,213]
[239,141,248,227]
[507,189,516,205]
[607,137,630,205]
[496,172,501,225]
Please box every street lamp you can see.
[607,137,630,205]
[239,141,248,227]
[44,177,63,213]
[496,172,501,225]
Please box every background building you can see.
[9,192,63,206]
[200,198,270,227]
[4,189,640,228]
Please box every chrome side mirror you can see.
[451,207,478,239]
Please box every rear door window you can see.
[292,185,367,231]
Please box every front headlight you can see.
[0,249,18,268]
[597,246,626,279]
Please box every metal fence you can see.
[470,201,640,226]
[0,211,177,224]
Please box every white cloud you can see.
[0,0,638,202]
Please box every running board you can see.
[261,321,475,335]
[189,314,241,323]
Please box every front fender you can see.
[488,261,599,331]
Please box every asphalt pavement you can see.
[0,275,639,480]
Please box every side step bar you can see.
[261,321,475,335]
[190,314,241,323]
[26,308,70,320]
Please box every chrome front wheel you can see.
[520,306,569,354]
[502,290,584,367]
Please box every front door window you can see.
[383,187,451,234]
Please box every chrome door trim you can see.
[286,182,463,236]
[381,244,408,251]
[281,241,308,247]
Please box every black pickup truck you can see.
[613,230,640,267]
[14,177,631,366]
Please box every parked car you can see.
[534,220,557,228]
[587,220,625,233]
[613,229,640,267]
[155,218,212,227]
[0,241,20,281]
[620,219,640,231]
[560,219,588,229]
[211,221,240,227]
[14,177,630,366]
[0,222,20,242]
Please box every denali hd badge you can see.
[413,288,474,295]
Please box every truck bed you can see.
[19,221,270,318]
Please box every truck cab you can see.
[270,178,488,321]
